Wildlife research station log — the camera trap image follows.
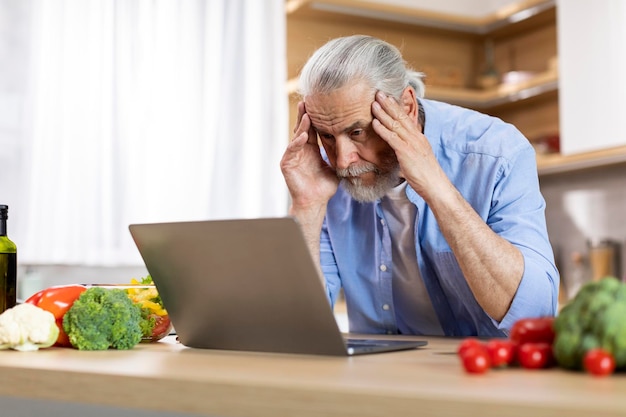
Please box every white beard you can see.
[338,163,402,203]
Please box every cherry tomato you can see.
[25,284,87,347]
[457,338,483,358]
[517,342,554,369]
[583,349,616,377]
[509,317,555,345]
[485,339,516,367]
[461,346,491,374]
[150,315,172,341]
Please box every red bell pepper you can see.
[24,284,87,347]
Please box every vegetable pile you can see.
[457,316,555,374]
[457,276,625,377]
[8,275,171,351]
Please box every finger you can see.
[293,109,311,141]
[372,117,399,148]
[283,131,309,166]
[372,92,411,133]
[281,130,309,174]
[306,116,318,146]
[289,130,308,148]
[298,102,318,146]
[375,90,404,116]
[372,104,406,147]
[293,101,306,134]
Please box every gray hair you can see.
[298,35,425,100]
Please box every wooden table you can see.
[0,335,625,417]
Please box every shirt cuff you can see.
[497,256,559,332]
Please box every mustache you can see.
[336,163,380,179]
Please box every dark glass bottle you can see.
[0,205,17,313]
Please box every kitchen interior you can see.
[2,1,626,415]
[5,0,626,307]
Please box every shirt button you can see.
[382,304,390,311]
[380,219,386,226]
[380,264,387,272]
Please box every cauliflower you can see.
[0,303,60,351]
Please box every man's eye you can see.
[351,130,367,142]
[320,134,334,141]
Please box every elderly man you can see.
[280,35,559,337]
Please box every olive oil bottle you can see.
[0,205,17,313]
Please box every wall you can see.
[540,163,626,302]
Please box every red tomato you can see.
[485,339,516,367]
[150,315,172,340]
[461,346,491,374]
[517,342,554,369]
[457,338,483,358]
[25,284,87,347]
[509,317,555,345]
[583,349,616,377]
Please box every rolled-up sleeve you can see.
[488,143,560,330]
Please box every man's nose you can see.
[335,137,359,170]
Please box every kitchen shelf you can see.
[287,68,558,110]
[286,0,556,35]
[537,145,626,176]
[425,68,558,109]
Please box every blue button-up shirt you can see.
[321,98,559,337]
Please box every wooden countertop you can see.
[0,335,625,417]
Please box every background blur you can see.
[1,0,289,297]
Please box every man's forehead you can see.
[313,119,371,134]
[307,108,372,132]
[304,89,374,132]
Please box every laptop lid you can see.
[129,217,426,356]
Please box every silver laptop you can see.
[129,217,427,356]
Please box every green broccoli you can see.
[63,286,143,350]
[553,276,626,370]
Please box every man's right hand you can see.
[280,101,339,211]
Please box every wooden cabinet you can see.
[286,0,626,175]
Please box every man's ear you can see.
[400,86,418,123]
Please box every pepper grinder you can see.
[587,239,621,281]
